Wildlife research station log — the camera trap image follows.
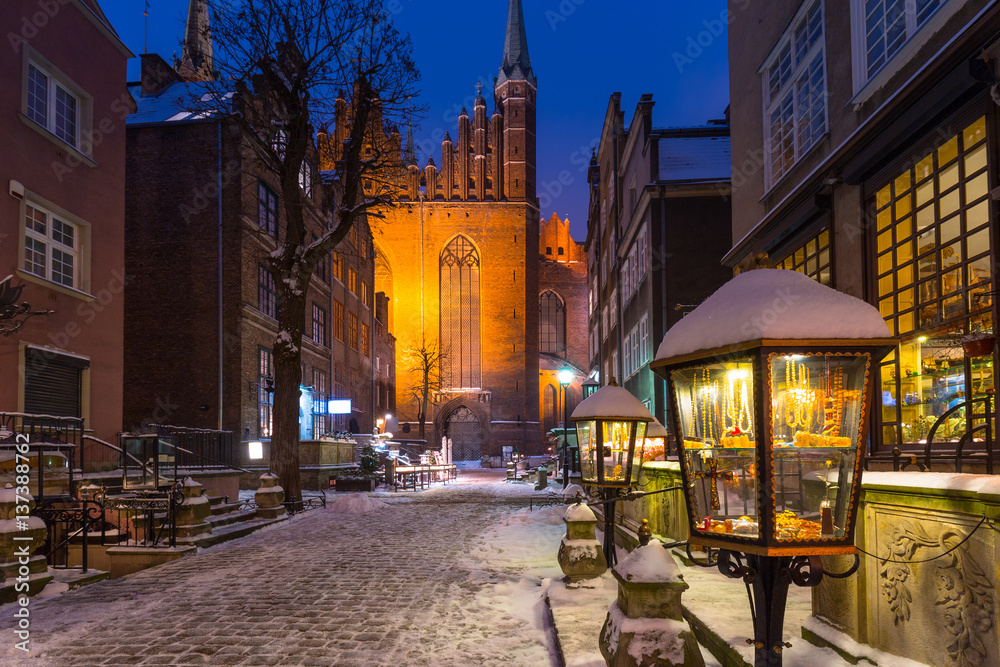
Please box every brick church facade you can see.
[322,0,581,460]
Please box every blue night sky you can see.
[103,0,730,241]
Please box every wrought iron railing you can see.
[99,485,184,549]
[234,492,327,515]
[866,394,996,473]
[35,499,109,572]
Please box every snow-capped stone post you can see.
[535,463,548,490]
[175,477,212,543]
[557,493,607,581]
[255,473,286,519]
[599,537,704,667]
[0,484,52,602]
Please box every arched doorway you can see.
[446,406,482,462]
[543,384,557,433]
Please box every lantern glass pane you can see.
[41,449,70,497]
[769,353,870,541]
[576,420,597,483]
[670,358,758,536]
[600,420,641,484]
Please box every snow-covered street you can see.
[0,469,934,667]
[0,470,565,667]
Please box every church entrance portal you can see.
[446,407,482,462]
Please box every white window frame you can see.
[610,350,619,382]
[21,48,91,155]
[299,160,313,197]
[639,315,650,365]
[19,197,91,296]
[849,0,961,101]
[609,288,618,329]
[760,0,828,189]
[602,305,609,341]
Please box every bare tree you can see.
[403,342,444,440]
[198,0,420,505]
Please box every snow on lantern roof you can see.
[646,419,668,438]
[655,269,892,362]
[571,384,654,422]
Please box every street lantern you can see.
[558,367,573,488]
[571,378,654,566]
[644,418,668,462]
[651,269,895,667]
[120,433,179,492]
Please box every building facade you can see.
[0,0,133,459]
[586,93,732,429]
[332,0,546,460]
[727,0,999,457]
[123,8,391,453]
[538,213,588,436]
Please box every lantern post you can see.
[570,378,654,567]
[650,269,895,666]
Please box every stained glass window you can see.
[540,290,566,354]
[440,236,481,389]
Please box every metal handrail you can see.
[922,394,994,473]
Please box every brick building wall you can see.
[0,0,132,456]
[125,53,385,454]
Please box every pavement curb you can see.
[543,589,568,667]
[682,603,752,667]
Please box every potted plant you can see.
[962,332,996,358]
[334,444,380,492]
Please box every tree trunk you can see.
[418,383,429,439]
[271,294,306,511]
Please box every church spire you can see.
[178,0,214,81]
[498,0,534,87]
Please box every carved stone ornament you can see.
[879,521,995,666]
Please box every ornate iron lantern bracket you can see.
[0,275,52,335]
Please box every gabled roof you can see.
[658,134,731,183]
[127,82,233,126]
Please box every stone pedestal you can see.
[535,465,548,490]
[255,473,286,519]
[557,500,607,581]
[0,484,52,603]
[175,477,212,543]
[599,540,703,667]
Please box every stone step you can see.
[207,509,258,529]
[67,528,130,545]
[190,515,287,549]
[206,495,229,507]
[48,567,112,591]
[209,501,243,516]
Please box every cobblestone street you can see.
[0,471,562,667]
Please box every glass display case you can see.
[663,344,888,556]
[121,435,178,491]
[878,321,995,447]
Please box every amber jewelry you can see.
[784,359,813,429]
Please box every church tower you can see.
[494,0,536,203]
[177,0,214,81]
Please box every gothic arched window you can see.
[440,236,481,389]
[540,290,566,354]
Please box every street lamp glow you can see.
[558,368,573,386]
[248,441,263,460]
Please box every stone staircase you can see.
[195,494,286,548]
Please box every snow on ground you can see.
[326,492,388,513]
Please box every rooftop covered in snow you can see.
[571,384,655,422]
[653,269,893,363]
